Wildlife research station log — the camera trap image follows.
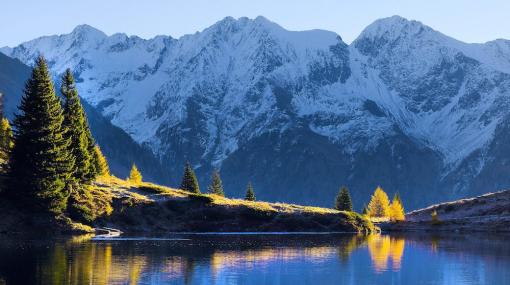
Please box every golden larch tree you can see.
[128,163,142,184]
[0,118,13,172]
[94,145,110,177]
[389,197,405,221]
[367,186,390,218]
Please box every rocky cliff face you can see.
[3,16,510,209]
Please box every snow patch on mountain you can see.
[353,16,510,167]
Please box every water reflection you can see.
[0,233,509,284]
[367,235,405,272]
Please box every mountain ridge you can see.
[2,16,510,209]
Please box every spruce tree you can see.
[60,69,91,183]
[180,162,200,193]
[128,163,142,184]
[335,186,353,211]
[361,204,368,215]
[8,56,73,214]
[0,118,13,173]
[244,182,255,201]
[207,170,224,196]
[367,186,391,218]
[84,124,100,180]
[94,145,110,177]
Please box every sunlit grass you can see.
[370,217,390,223]
[57,215,95,233]
[95,175,351,215]
[206,194,348,215]
[92,175,374,232]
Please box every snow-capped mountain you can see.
[3,15,510,209]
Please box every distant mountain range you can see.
[2,15,510,209]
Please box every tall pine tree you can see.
[335,186,353,211]
[244,182,255,201]
[180,162,200,193]
[207,170,224,196]
[84,124,100,181]
[8,56,73,214]
[61,69,91,183]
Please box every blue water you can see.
[0,233,509,284]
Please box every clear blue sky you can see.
[2,0,509,47]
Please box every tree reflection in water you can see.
[366,235,405,272]
[4,233,509,285]
[0,234,376,284]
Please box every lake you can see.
[0,233,509,285]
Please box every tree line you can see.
[128,146,404,219]
[128,161,256,201]
[0,57,109,218]
[130,154,404,221]
[334,185,405,221]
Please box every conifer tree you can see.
[367,186,390,218]
[60,69,91,183]
[8,56,73,214]
[361,204,368,216]
[0,118,13,173]
[335,186,353,211]
[394,192,402,204]
[128,163,142,184]
[180,162,200,193]
[84,124,100,180]
[245,182,255,201]
[393,192,404,213]
[389,197,405,221]
[94,145,110,177]
[207,169,224,196]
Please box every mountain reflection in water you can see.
[0,233,509,285]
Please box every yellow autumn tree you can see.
[367,186,390,218]
[128,163,142,184]
[0,118,13,173]
[94,145,110,177]
[389,198,405,221]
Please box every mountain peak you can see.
[356,15,430,41]
[71,24,107,38]
[253,15,276,25]
[210,16,283,33]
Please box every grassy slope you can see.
[91,176,375,233]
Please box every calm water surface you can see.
[0,233,509,285]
